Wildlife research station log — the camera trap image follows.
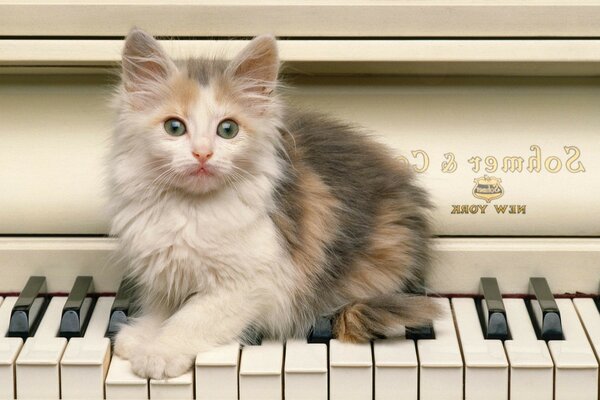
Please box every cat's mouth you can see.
[190,165,215,178]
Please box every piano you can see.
[0,1,599,399]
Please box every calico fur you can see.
[109,28,438,379]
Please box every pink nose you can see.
[192,151,213,163]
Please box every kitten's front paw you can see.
[130,348,194,379]
[113,316,162,360]
[114,326,141,360]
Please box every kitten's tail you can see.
[333,294,442,342]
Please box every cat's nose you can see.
[192,151,213,164]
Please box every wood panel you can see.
[3,39,600,76]
[1,1,600,37]
[0,237,598,294]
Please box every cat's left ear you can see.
[227,35,279,95]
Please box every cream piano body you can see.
[1,1,600,399]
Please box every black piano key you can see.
[406,324,435,340]
[307,316,333,344]
[405,283,436,340]
[59,276,94,338]
[480,277,509,340]
[528,277,563,341]
[105,279,134,339]
[8,276,48,339]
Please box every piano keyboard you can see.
[1,277,598,400]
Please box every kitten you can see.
[109,28,438,379]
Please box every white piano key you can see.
[239,340,283,400]
[105,355,149,399]
[503,299,554,400]
[15,296,67,399]
[452,298,508,400]
[284,339,327,400]
[373,338,418,400]
[417,297,463,400]
[573,298,600,363]
[0,297,23,400]
[329,339,372,400]
[150,371,194,399]
[83,296,113,339]
[149,319,194,400]
[61,297,113,399]
[195,342,240,400]
[548,299,598,400]
[505,299,540,342]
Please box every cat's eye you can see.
[164,118,187,137]
[217,119,239,139]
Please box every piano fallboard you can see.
[1,74,599,236]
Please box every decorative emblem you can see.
[472,175,504,203]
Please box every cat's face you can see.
[114,29,282,195]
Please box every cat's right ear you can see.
[121,28,176,94]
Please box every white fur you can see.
[111,180,299,378]
[109,35,299,377]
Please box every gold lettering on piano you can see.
[494,205,508,213]
[484,156,498,173]
[527,144,542,172]
[565,146,586,173]
[463,145,586,174]
[398,145,586,175]
[451,204,526,214]
[397,150,429,173]
[441,152,457,173]
[524,144,585,174]
[411,150,429,173]
[441,145,584,216]
[451,205,488,214]
[502,156,524,173]
[472,176,503,203]
[545,156,562,173]
[494,205,527,214]
[467,156,481,172]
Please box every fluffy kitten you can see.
[109,28,438,379]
